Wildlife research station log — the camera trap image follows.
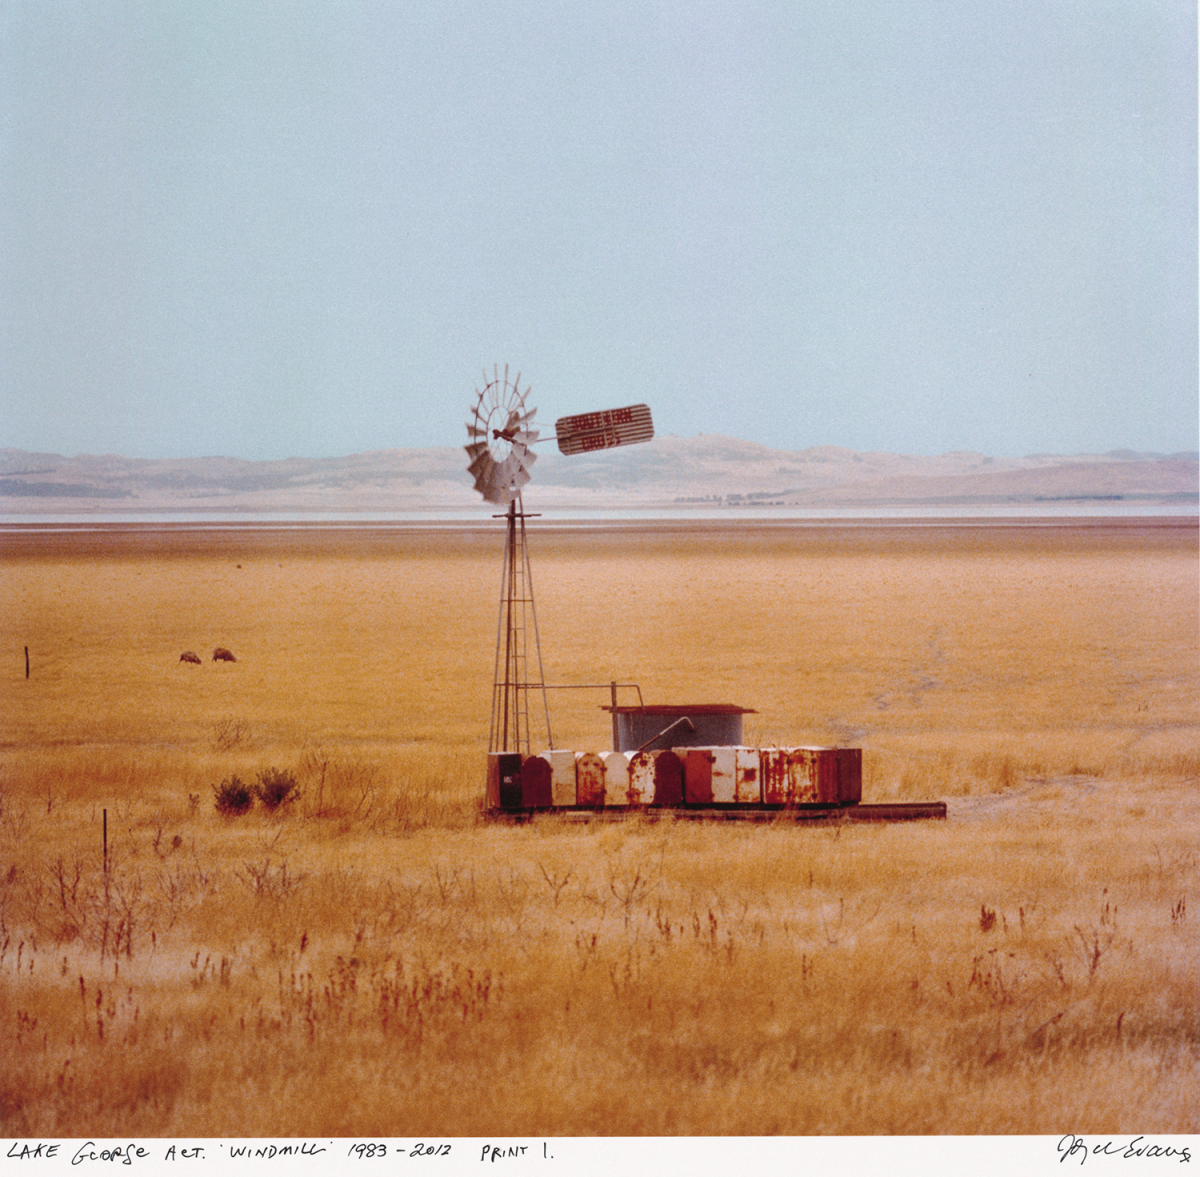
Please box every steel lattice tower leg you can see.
[489,495,553,755]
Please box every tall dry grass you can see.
[0,518,1196,1135]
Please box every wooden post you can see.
[25,646,29,679]
[103,809,108,874]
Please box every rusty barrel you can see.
[575,752,606,807]
[760,747,862,806]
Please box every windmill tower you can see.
[464,365,655,759]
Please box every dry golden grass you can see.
[0,518,1196,1135]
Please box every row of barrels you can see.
[487,745,862,811]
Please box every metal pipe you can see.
[535,682,644,700]
[635,716,695,754]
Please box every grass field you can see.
[0,517,1196,1135]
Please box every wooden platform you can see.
[485,801,947,824]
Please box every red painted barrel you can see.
[521,755,553,808]
[682,748,714,804]
[836,748,862,804]
[652,749,683,807]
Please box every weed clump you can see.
[211,718,251,751]
[255,767,301,810]
[213,775,254,816]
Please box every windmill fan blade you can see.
[464,364,542,505]
[499,452,530,487]
[484,465,514,502]
[476,463,507,502]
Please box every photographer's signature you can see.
[1059,1136,1191,1164]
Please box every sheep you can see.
[212,647,237,662]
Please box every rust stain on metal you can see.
[487,742,936,822]
[574,752,606,806]
[602,751,631,805]
[627,751,656,806]
[735,747,760,803]
[542,749,577,807]
[555,403,654,456]
[801,747,838,804]
[683,748,714,804]
[759,747,847,805]
[707,747,739,803]
[629,749,684,806]
[760,749,789,805]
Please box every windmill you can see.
[464,364,654,757]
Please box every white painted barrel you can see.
[539,749,578,807]
[626,751,656,806]
[600,751,631,805]
[734,746,761,803]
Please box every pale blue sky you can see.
[1,0,1195,460]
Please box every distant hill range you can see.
[1,438,1196,514]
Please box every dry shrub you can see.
[298,751,381,820]
[211,718,252,751]
[255,767,301,810]
[212,776,253,816]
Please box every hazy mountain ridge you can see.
[0,438,1196,513]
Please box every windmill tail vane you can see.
[552,403,654,455]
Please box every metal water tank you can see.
[604,704,756,753]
